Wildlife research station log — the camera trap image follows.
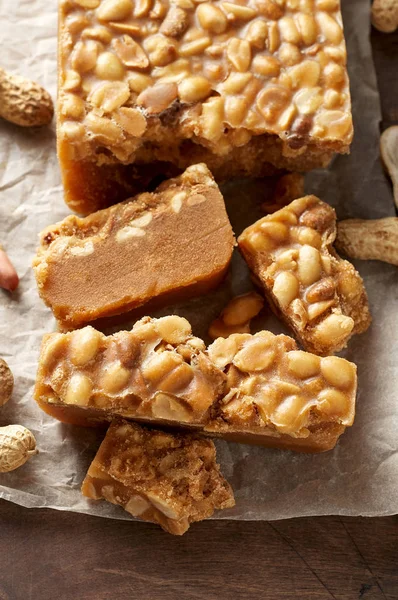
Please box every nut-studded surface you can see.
[35,313,358,453]
[33,164,234,329]
[82,419,235,535]
[34,316,225,427]
[238,195,371,355]
[58,0,353,213]
[205,330,357,452]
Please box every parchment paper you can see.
[0,0,397,521]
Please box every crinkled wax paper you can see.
[0,0,397,521]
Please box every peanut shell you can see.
[0,67,54,127]
[0,358,13,407]
[0,425,38,473]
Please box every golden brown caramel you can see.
[238,195,371,355]
[33,165,234,329]
[58,0,353,212]
[82,419,235,534]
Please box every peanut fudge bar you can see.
[59,0,353,214]
[34,316,225,427]
[238,196,371,355]
[82,419,235,534]
[33,164,234,330]
[205,331,357,452]
[35,313,356,452]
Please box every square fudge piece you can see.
[34,316,225,427]
[205,331,357,452]
[238,195,371,355]
[33,164,234,330]
[81,419,235,535]
[58,0,353,213]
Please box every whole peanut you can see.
[0,67,53,127]
[336,217,398,266]
[0,425,38,473]
[380,126,398,209]
[372,0,398,32]
[0,358,14,407]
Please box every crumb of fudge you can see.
[205,329,357,452]
[238,195,371,355]
[34,315,226,428]
[33,164,234,329]
[82,419,235,535]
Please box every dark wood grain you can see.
[0,16,397,600]
[0,499,396,600]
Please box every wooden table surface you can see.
[0,499,397,600]
[1,18,398,600]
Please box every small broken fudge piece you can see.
[81,419,235,535]
[58,0,353,214]
[34,316,225,428]
[238,195,371,355]
[33,164,234,330]
[205,331,357,453]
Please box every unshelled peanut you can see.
[0,358,14,407]
[0,67,54,127]
[380,126,398,209]
[0,425,38,473]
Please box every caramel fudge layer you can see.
[33,165,234,329]
[59,0,353,213]
[238,196,371,355]
[205,331,357,452]
[82,419,235,535]
[34,316,225,428]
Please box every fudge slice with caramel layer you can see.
[238,195,371,355]
[58,0,353,213]
[34,316,225,428]
[33,164,234,330]
[205,330,357,452]
[82,419,235,535]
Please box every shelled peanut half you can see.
[208,292,264,339]
[0,245,19,292]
